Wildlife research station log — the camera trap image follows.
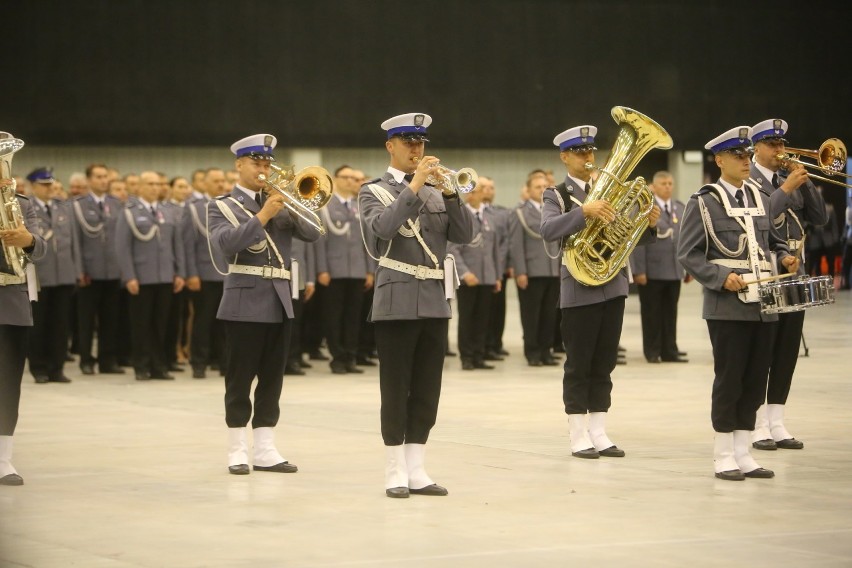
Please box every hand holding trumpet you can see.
[408,156,440,194]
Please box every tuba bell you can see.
[562,106,673,286]
[258,163,333,235]
[0,131,27,278]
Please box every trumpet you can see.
[412,157,478,195]
[777,138,852,189]
[258,163,333,235]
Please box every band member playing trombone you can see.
[207,134,322,475]
[359,113,475,498]
[678,126,797,481]
[748,119,828,451]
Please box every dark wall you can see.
[5,1,850,150]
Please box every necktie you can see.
[584,183,591,193]
[150,205,157,217]
[45,203,52,219]
[403,173,414,183]
[771,173,779,189]
[98,201,104,212]
[664,203,670,217]
[475,211,481,222]
[735,190,744,208]
[255,193,262,207]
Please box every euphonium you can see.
[413,157,478,195]
[258,163,333,235]
[0,131,27,278]
[563,106,673,286]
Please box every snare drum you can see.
[759,275,835,314]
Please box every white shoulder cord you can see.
[73,200,105,238]
[123,208,159,242]
[206,198,286,277]
[321,206,351,237]
[189,200,208,238]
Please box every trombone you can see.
[777,138,852,189]
[258,163,333,235]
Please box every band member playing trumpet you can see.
[748,119,828,451]
[678,126,797,481]
[207,134,322,475]
[359,113,475,498]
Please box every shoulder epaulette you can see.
[365,177,382,185]
[214,194,228,200]
[17,194,29,200]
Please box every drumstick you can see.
[741,272,797,286]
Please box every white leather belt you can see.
[0,273,26,286]
[379,257,444,280]
[228,263,290,280]
[787,239,802,252]
[710,259,772,271]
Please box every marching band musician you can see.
[748,119,828,451]
[0,169,47,486]
[359,113,475,498]
[678,126,797,481]
[207,134,322,475]
[540,125,659,460]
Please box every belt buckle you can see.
[414,265,427,280]
[261,265,274,279]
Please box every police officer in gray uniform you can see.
[1,150,48,485]
[481,176,511,360]
[73,163,126,375]
[448,179,502,370]
[207,134,322,475]
[678,126,798,481]
[26,167,80,383]
[116,171,186,381]
[315,165,375,374]
[508,172,561,367]
[285,236,316,375]
[359,113,475,498]
[629,171,690,364]
[748,119,828,451]
[183,168,228,379]
[541,125,660,460]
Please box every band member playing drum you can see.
[678,126,798,481]
[359,113,475,498]
[748,119,828,451]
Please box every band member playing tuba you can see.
[359,113,475,498]
[677,126,798,481]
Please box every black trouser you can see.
[77,279,121,368]
[375,318,447,446]
[518,276,560,363]
[322,278,364,365]
[189,281,224,370]
[117,288,131,365]
[28,284,73,380]
[301,283,325,354]
[560,298,624,414]
[486,275,507,353]
[0,326,28,435]
[358,287,376,358]
[707,319,777,432]
[223,319,291,428]
[842,239,852,287]
[457,284,493,362]
[128,284,172,375]
[164,288,188,366]
[637,279,681,360]
[288,292,304,365]
[767,310,805,405]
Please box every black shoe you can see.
[210,363,220,371]
[572,448,600,459]
[149,372,175,381]
[355,356,377,366]
[48,376,72,383]
[445,350,457,357]
[253,461,298,473]
[461,360,475,371]
[677,351,688,357]
[541,357,560,366]
[661,356,689,363]
[330,363,348,375]
[386,487,410,498]
[0,473,24,486]
[99,365,126,374]
[80,364,95,375]
[167,363,184,373]
[410,483,448,496]
[776,438,804,450]
[616,357,627,366]
[34,375,49,384]
[483,351,504,361]
[646,356,661,364]
[299,358,313,369]
[192,368,207,379]
[752,439,777,451]
[498,348,510,356]
[473,360,494,370]
[715,469,745,481]
[527,360,543,367]
[65,353,75,362]
[308,350,329,361]
[743,467,775,478]
[228,464,250,475]
[284,363,305,376]
[618,345,626,353]
[345,362,364,374]
[135,372,151,381]
[598,445,626,457]
[553,345,566,353]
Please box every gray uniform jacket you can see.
[315,195,375,279]
[115,200,186,286]
[677,180,791,322]
[0,196,47,326]
[750,164,827,277]
[32,198,81,287]
[207,187,322,323]
[291,237,316,291]
[541,178,655,308]
[629,199,686,281]
[508,201,561,278]
[485,204,511,276]
[182,195,227,282]
[359,172,475,321]
[73,193,124,280]
[447,209,501,286]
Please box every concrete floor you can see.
[1,284,851,568]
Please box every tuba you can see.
[413,157,479,195]
[563,106,673,286]
[0,131,27,278]
[258,163,333,235]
